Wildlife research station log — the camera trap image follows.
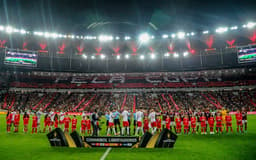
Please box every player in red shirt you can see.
[32,113,38,134]
[143,117,149,133]
[200,113,207,135]
[54,114,59,128]
[235,110,243,133]
[183,115,189,134]
[23,112,30,133]
[64,115,71,132]
[81,116,86,135]
[165,116,171,130]
[14,111,20,132]
[190,115,196,134]
[208,114,215,134]
[85,116,91,135]
[71,115,77,132]
[175,115,182,134]
[225,112,233,133]
[43,114,51,133]
[216,113,223,134]
[156,116,162,132]
[6,110,12,133]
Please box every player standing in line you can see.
[205,109,211,132]
[14,110,20,133]
[23,111,30,133]
[175,115,182,135]
[113,109,121,134]
[165,115,171,130]
[6,110,12,133]
[225,112,233,133]
[216,113,223,134]
[54,114,59,128]
[170,110,176,132]
[235,110,243,134]
[107,110,117,136]
[63,114,71,132]
[162,111,167,130]
[221,108,227,132]
[36,108,43,132]
[208,114,215,134]
[59,110,65,129]
[105,111,110,133]
[133,110,137,135]
[148,109,157,134]
[43,114,51,133]
[135,109,144,135]
[143,116,149,133]
[156,115,162,132]
[11,109,16,130]
[200,113,207,135]
[71,115,77,132]
[241,107,247,133]
[183,115,189,134]
[85,116,91,135]
[190,114,196,134]
[32,113,38,134]
[195,110,201,133]
[81,116,86,135]
[49,109,55,132]
[121,107,130,136]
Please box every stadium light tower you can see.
[246,22,256,28]
[91,55,95,60]
[183,51,189,57]
[100,54,106,59]
[117,55,120,60]
[139,33,150,43]
[216,27,228,33]
[5,26,13,33]
[150,54,156,59]
[82,54,87,59]
[140,55,145,60]
[162,34,169,39]
[203,30,209,34]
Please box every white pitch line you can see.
[100,147,112,160]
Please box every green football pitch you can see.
[0,115,256,160]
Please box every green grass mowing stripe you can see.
[0,115,256,160]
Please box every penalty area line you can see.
[100,147,112,160]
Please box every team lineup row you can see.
[5,107,248,135]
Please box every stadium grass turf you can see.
[0,115,256,160]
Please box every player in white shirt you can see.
[49,109,55,131]
[107,110,117,136]
[36,108,43,132]
[121,107,130,136]
[135,109,144,135]
[59,110,65,129]
[148,109,157,134]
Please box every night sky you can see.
[0,0,256,35]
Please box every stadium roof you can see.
[1,0,256,35]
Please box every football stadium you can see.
[0,0,256,160]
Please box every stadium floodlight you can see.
[51,33,58,38]
[140,55,145,60]
[246,22,256,28]
[5,26,13,33]
[125,54,130,59]
[139,33,150,43]
[115,36,120,40]
[76,35,80,39]
[162,34,169,39]
[191,32,195,36]
[20,29,26,34]
[183,51,189,57]
[117,55,120,60]
[173,53,179,58]
[82,54,87,59]
[216,27,228,33]
[203,30,209,34]
[177,32,185,39]
[124,36,130,40]
[150,54,156,59]
[186,33,190,36]
[58,34,63,38]
[99,35,113,41]
[151,36,155,39]
[164,53,170,57]
[63,35,67,38]
[0,25,4,31]
[100,54,106,59]
[91,55,95,60]
[171,34,176,38]
[242,24,247,28]
[230,26,238,30]
[44,32,50,38]
[71,35,75,39]
[13,29,19,33]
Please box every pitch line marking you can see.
[100,147,112,160]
